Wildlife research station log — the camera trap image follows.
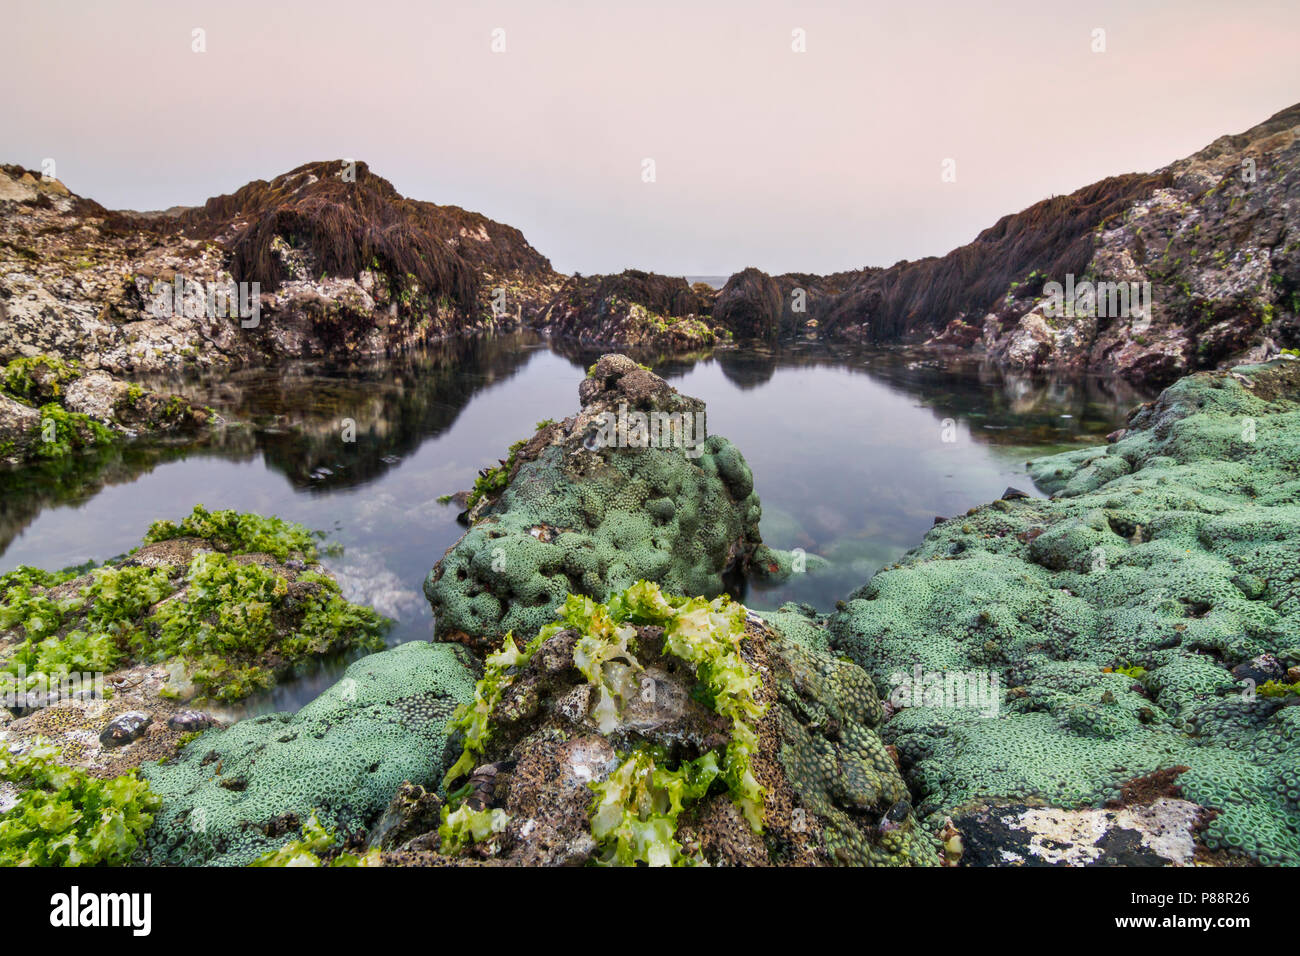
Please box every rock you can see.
[713,267,784,340]
[1232,654,1285,685]
[952,799,1206,866]
[425,355,775,649]
[0,160,561,374]
[387,584,941,867]
[536,270,717,349]
[62,369,131,420]
[0,392,40,460]
[99,711,152,747]
[367,781,444,851]
[1001,487,1030,500]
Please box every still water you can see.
[0,334,1147,712]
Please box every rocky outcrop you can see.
[424,354,790,650]
[383,584,939,867]
[710,103,1300,387]
[827,356,1300,865]
[970,107,1300,385]
[0,161,561,373]
[0,355,214,464]
[534,270,721,349]
[0,506,392,749]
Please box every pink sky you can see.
[3,0,1297,275]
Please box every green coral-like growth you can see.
[426,426,763,646]
[142,641,477,866]
[0,739,160,866]
[829,361,1300,864]
[143,504,321,561]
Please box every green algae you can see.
[0,739,160,866]
[439,581,769,865]
[437,804,510,854]
[1,355,80,404]
[249,811,382,866]
[0,509,390,704]
[143,504,321,561]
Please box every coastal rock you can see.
[713,267,784,340]
[424,355,783,649]
[828,359,1300,865]
[0,355,215,464]
[536,270,720,350]
[0,161,560,373]
[388,585,939,867]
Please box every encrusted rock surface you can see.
[425,354,786,649]
[828,358,1300,865]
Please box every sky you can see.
[2,0,1298,276]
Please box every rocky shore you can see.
[4,104,1300,868]
[6,104,1298,387]
[696,104,1300,388]
[5,353,1294,866]
[0,354,216,466]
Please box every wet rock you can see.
[952,799,1205,866]
[713,268,784,340]
[536,270,717,349]
[368,781,445,851]
[1232,654,1284,685]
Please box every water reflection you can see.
[0,337,1150,713]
